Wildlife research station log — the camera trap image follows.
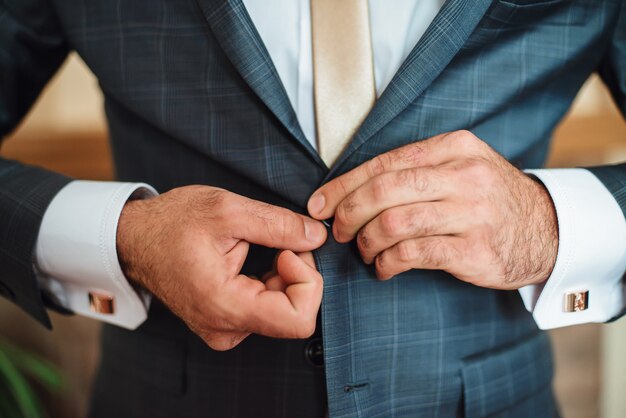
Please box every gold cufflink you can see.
[89,291,115,314]
[564,290,588,312]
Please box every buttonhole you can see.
[343,382,369,393]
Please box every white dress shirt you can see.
[35,0,626,330]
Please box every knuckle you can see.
[454,129,475,142]
[357,231,376,262]
[406,209,430,237]
[449,130,477,150]
[396,240,417,263]
[258,204,292,244]
[422,238,450,268]
[335,177,352,199]
[423,250,444,269]
[405,169,429,192]
[464,159,493,183]
[375,254,391,279]
[380,209,403,237]
[367,155,388,177]
[455,129,474,139]
[423,206,442,235]
[371,174,392,202]
[356,233,372,260]
[399,143,426,166]
[356,230,380,264]
[375,254,384,270]
[390,168,426,194]
[334,201,352,228]
[275,212,290,243]
[357,230,371,251]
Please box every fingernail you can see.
[308,193,326,215]
[305,219,324,242]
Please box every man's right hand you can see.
[116,185,327,350]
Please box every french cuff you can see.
[34,180,158,329]
[519,168,626,330]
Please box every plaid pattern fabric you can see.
[1,0,624,416]
[0,0,72,326]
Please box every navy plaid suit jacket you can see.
[1,0,624,416]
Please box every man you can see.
[1,0,624,416]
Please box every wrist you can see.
[528,175,559,284]
[116,198,150,287]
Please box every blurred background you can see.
[0,53,625,418]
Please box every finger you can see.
[262,252,316,292]
[232,196,327,251]
[296,251,316,269]
[264,274,287,292]
[332,166,450,242]
[275,251,323,334]
[261,269,276,282]
[358,202,465,264]
[308,131,466,220]
[233,250,322,339]
[375,236,463,280]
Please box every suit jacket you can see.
[1,0,624,416]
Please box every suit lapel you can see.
[328,0,493,177]
[194,0,325,167]
[195,0,492,176]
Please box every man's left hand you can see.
[307,130,559,290]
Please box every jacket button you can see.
[305,337,324,368]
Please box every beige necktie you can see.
[311,0,376,167]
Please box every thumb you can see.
[277,250,323,313]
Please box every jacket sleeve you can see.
[586,1,626,321]
[0,0,72,328]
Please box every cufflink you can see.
[89,291,115,314]
[563,290,588,312]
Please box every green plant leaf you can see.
[7,353,62,392]
[0,349,44,418]
[0,338,62,392]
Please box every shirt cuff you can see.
[519,168,626,329]
[34,180,158,329]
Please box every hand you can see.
[262,251,318,293]
[307,130,558,290]
[117,185,327,350]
